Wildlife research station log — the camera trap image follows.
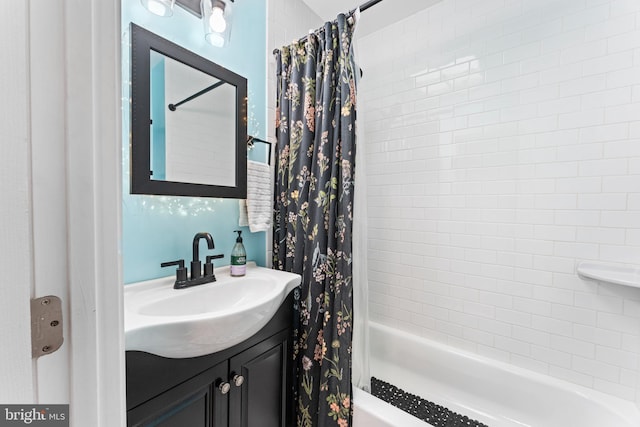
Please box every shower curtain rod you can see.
[272,0,384,55]
[359,0,383,12]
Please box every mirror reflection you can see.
[149,51,236,187]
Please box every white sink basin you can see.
[124,263,301,358]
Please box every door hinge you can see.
[31,296,64,358]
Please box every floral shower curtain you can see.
[273,12,357,427]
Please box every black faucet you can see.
[191,232,214,281]
[161,232,224,289]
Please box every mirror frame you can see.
[130,23,247,198]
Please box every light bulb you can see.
[141,0,174,17]
[209,6,227,32]
[201,0,231,47]
[148,0,167,15]
[206,33,225,47]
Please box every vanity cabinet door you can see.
[228,330,291,427]
[127,361,228,427]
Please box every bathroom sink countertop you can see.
[124,263,301,358]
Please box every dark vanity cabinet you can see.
[127,361,228,427]
[126,294,294,427]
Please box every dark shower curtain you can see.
[273,13,357,427]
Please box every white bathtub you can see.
[353,322,640,427]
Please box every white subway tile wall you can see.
[357,0,640,403]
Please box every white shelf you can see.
[577,262,640,289]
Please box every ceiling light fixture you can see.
[201,0,233,47]
[140,0,235,48]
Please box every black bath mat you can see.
[370,377,490,427]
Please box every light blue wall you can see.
[122,0,267,284]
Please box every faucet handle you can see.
[161,259,188,286]
[204,254,224,277]
[161,259,185,269]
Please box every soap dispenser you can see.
[230,230,247,277]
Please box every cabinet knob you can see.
[232,374,245,387]
[218,382,231,394]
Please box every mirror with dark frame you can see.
[130,23,247,198]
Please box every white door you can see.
[0,0,37,402]
[0,0,126,425]
[0,0,68,404]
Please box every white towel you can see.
[239,160,272,232]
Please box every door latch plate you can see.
[31,296,64,358]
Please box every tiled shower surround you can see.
[356,0,640,403]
